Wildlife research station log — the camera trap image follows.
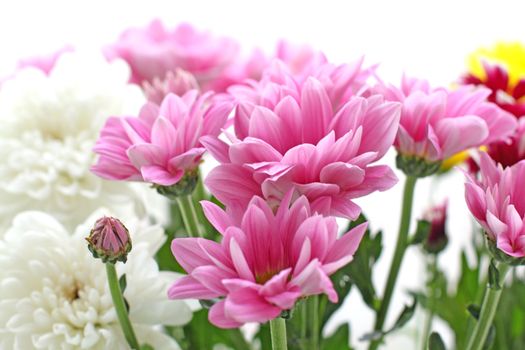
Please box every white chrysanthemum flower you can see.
[0,210,193,350]
[0,51,155,230]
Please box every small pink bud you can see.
[143,68,199,105]
[86,216,132,263]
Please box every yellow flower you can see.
[440,146,488,172]
[468,42,525,88]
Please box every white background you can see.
[1,1,524,349]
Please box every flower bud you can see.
[422,201,448,254]
[86,216,132,263]
[143,68,199,105]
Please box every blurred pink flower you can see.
[376,76,517,162]
[204,66,399,219]
[275,40,328,78]
[17,46,74,75]
[168,192,368,328]
[105,20,239,90]
[91,91,232,186]
[464,152,525,258]
[143,68,199,105]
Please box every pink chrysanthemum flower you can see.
[168,192,368,328]
[464,152,525,259]
[17,46,74,75]
[204,63,399,219]
[105,20,239,91]
[375,76,517,173]
[91,91,232,188]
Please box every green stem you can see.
[106,263,140,350]
[270,317,288,350]
[175,195,201,238]
[466,262,510,350]
[369,175,417,350]
[420,255,437,350]
[307,296,320,350]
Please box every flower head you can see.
[0,211,192,349]
[464,152,525,260]
[17,46,74,75]
[422,200,448,254]
[86,216,132,263]
[168,192,367,328]
[463,61,525,118]
[375,76,517,175]
[92,90,232,191]
[0,51,146,230]
[205,64,399,219]
[105,20,239,91]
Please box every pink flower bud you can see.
[86,216,132,263]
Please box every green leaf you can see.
[409,219,431,246]
[118,274,127,293]
[428,332,446,350]
[180,309,252,350]
[360,298,417,341]
[340,214,383,312]
[322,323,353,350]
[139,344,155,350]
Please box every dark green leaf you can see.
[322,323,353,350]
[139,344,155,350]
[428,332,446,350]
[467,304,480,320]
[390,298,417,331]
[181,309,252,350]
[409,219,431,245]
[118,274,127,293]
[488,259,501,290]
[123,297,130,314]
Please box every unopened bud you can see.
[86,216,132,263]
[422,201,448,254]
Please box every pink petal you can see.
[319,162,365,190]
[224,287,281,324]
[324,222,368,275]
[229,138,283,165]
[229,238,255,282]
[301,77,332,144]
[200,201,231,235]
[200,135,231,163]
[435,116,489,158]
[205,164,262,207]
[141,165,183,186]
[168,275,219,299]
[209,300,243,329]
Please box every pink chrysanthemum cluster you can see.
[90,21,522,329]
